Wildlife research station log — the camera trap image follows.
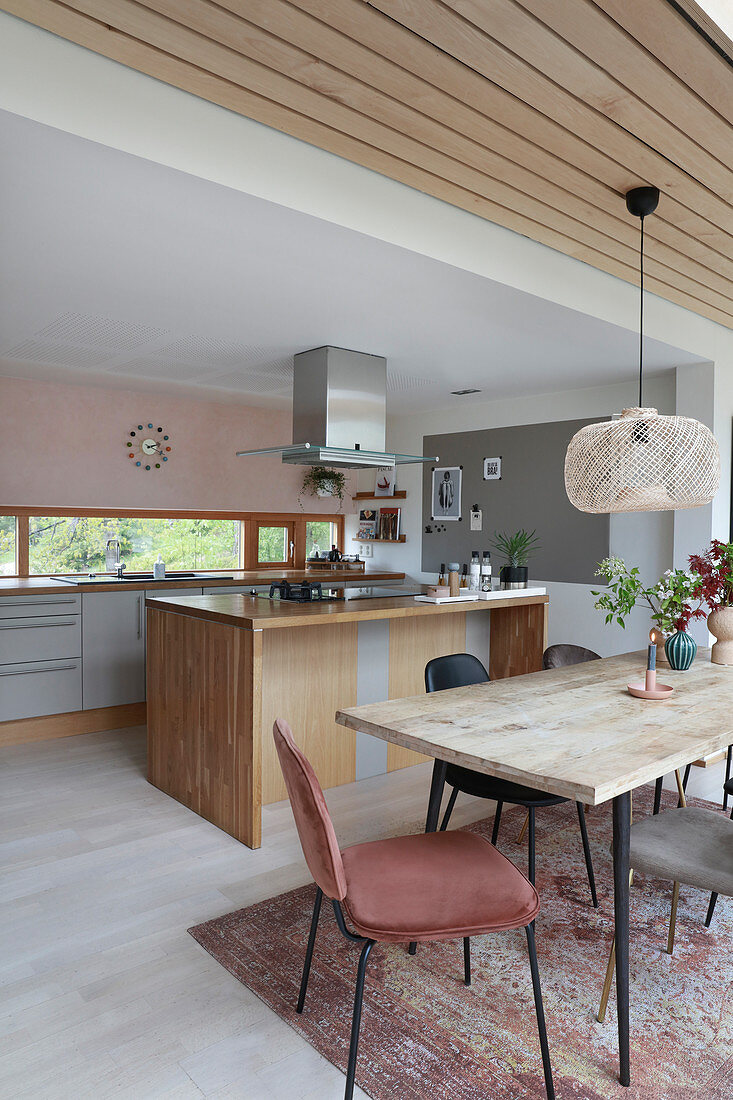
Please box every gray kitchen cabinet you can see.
[0,615,81,665]
[82,590,146,709]
[0,657,82,721]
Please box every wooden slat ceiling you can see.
[5,0,733,327]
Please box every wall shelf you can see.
[352,490,407,500]
[352,536,406,544]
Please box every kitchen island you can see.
[146,590,549,847]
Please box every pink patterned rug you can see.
[189,787,733,1098]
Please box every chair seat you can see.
[446,763,567,808]
[341,830,539,943]
[724,776,733,797]
[631,807,733,896]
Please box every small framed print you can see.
[431,466,462,521]
[483,456,502,481]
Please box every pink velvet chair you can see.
[273,718,555,1100]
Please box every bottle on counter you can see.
[153,554,166,580]
[481,551,492,593]
[469,550,481,592]
[460,564,468,588]
[438,563,447,586]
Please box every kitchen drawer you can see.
[0,615,81,664]
[0,658,82,722]
[0,593,81,618]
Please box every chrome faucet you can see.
[106,538,126,579]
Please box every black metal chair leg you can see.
[525,924,555,1100]
[297,887,323,1014]
[491,800,503,845]
[725,745,732,811]
[576,802,598,908]
[528,807,536,885]
[440,787,459,831]
[344,939,374,1100]
[682,763,691,794]
[653,776,663,815]
[705,892,719,927]
[463,937,471,986]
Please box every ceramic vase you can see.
[708,606,733,665]
[664,630,697,671]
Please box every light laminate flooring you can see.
[0,727,726,1100]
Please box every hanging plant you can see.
[298,467,347,511]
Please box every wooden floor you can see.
[0,727,725,1099]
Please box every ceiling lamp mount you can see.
[565,186,720,515]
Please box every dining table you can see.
[335,648,732,1087]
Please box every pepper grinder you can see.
[448,561,460,597]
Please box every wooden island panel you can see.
[387,613,466,771]
[260,622,358,804]
[489,602,548,679]
[147,607,261,848]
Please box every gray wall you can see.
[422,418,610,584]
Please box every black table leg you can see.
[409,760,448,956]
[653,776,663,815]
[425,759,447,833]
[613,791,631,1087]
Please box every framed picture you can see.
[431,466,462,521]
[483,456,502,480]
[374,466,396,496]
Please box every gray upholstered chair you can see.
[542,643,601,669]
[704,775,733,927]
[598,771,733,1022]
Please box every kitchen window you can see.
[28,516,242,574]
[0,516,16,575]
[2,509,344,576]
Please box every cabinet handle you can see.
[0,664,78,677]
[2,598,78,606]
[0,620,77,629]
[137,596,142,639]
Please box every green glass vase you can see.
[664,630,697,671]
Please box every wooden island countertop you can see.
[146,588,549,847]
[145,590,549,630]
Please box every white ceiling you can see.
[0,109,703,414]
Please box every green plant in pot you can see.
[490,529,541,590]
[298,467,347,511]
[592,557,703,670]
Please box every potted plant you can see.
[298,467,347,511]
[689,540,733,665]
[592,557,703,669]
[490,529,541,589]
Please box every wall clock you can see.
[125,423,172,470]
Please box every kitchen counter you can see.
[146,588,549,848]
[146,590,548,630]
[0,569,404,596]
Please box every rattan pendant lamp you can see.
[564,186,720,514]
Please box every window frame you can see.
[0,507,345,576]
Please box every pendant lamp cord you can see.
[638,213,645,408]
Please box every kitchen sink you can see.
[50,573,234,585]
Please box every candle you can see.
[647,642,656,671]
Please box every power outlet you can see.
[360,543,373,558]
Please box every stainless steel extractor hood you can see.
[236,346,438,469]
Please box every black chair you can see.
[424,652,598,907]
[542,643,601,669]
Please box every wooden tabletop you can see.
[336,651,733,805]
[145,591,549,631]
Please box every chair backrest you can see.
[425,652,489,693]
[272,719,347,901]
[542,643,601,670]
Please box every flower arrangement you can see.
[592,556,703,634]
[689,540,733,610]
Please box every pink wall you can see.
[0,376,351,513]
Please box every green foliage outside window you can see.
[28,517,240,574]
[0,516,15,575]
[257,526,288,563]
